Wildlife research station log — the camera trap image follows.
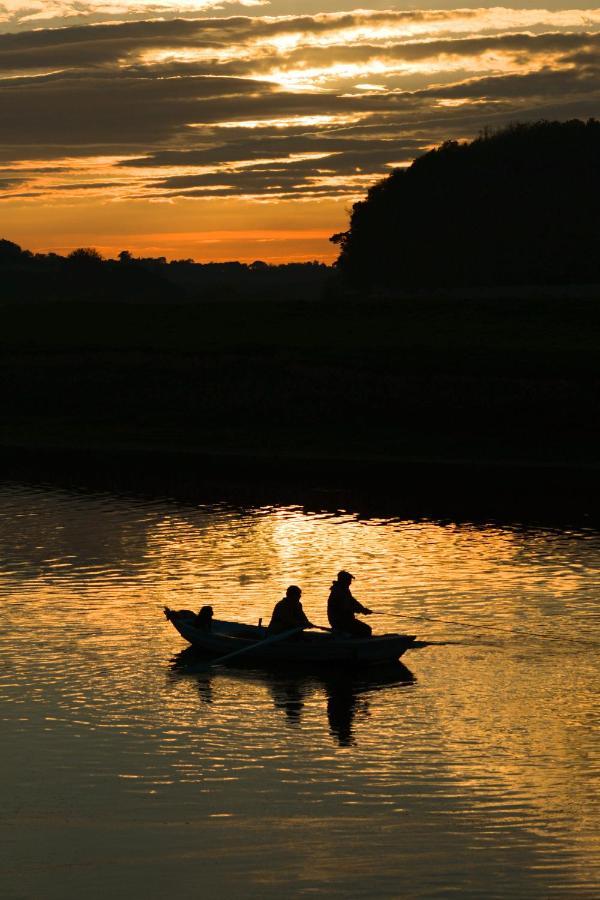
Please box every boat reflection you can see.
[170,649,415,747]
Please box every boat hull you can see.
[166,613,416,666]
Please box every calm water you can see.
[1,482,599,899]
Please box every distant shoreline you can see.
[2,437,598,525]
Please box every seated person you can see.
[163,606,214,632]
[268,586,314,635]
[196,605,214,631]
[327,570,373,637]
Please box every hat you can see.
[337,570,354,582]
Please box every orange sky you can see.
[5,196,346,263]
[2,3,600,261]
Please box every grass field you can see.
[2,296,599,507]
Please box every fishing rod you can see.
[375,611,600,648]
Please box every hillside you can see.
[332,119,600,289]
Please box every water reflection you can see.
[1,482,599,898]
[171,650,415,747]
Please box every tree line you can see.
[0,240,330,302]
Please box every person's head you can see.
[286,585,302,601]
[197,605,214,624]
[337,570,354,586]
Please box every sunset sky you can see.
[2,2,600,261]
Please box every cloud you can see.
[0,2,265,32]
[2,8,600,203]
[0,176,25,189]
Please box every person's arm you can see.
[351,594,372,615]
[298,604,314,628]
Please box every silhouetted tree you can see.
[0,238,28,261]
[67,247,103,266]
[331,119,600,289]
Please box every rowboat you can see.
[165,608,417,665]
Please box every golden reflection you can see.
[1,486,599,891]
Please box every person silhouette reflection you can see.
[326,679,362,746]
[196,674,213,705]
[325,665,414,747]
[270,679,306,724]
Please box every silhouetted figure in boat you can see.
[196,605,213,631]
[327,571,373,637]
[163,604,213,630]
[268,585,314,635]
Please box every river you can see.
[1,482,598,898]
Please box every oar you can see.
[207,625,305,668]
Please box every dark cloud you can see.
[424,65,600,101]
[158,184,360,199]
[274,31,600,71]
[52,181,118,190]
[118,136,424,168]
[0,18,231,71]
[0,176,25,190]
[151,145,421,190]
[0,10,480,71]
[0,71,276,145]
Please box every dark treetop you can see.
[331,119,600,289]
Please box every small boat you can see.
[165,609,417,666]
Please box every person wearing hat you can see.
[327,570,373,637]
[268,585,314,636]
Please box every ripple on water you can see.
[0,482,599,899]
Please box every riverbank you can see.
[2,438,599,524]
[2,296,598,519]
